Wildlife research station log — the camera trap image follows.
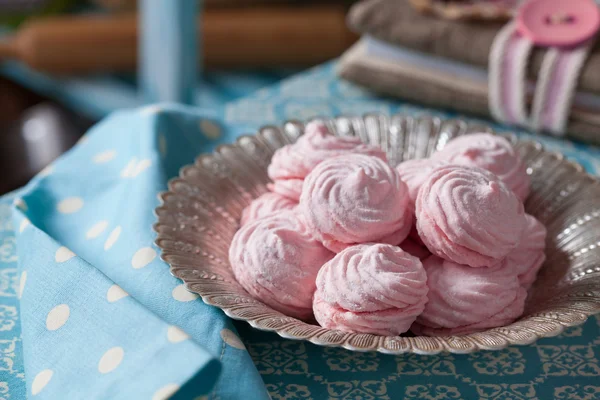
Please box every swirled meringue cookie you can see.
[229,211,333,320]
[269,179,304,202]
[300,153,412,252]
[240,192,297,226]
[313,244,428,335]
[416,165,526,268]
[412,255,526,336]
[267,122,386,200]
[432,133,530,200]
[507,214,547,289]
[396,158,447,212]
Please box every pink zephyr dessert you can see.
[432,133,531,200]
[227,129,547,338]
[269,179,304,202]
[396,158,447,212]
[300,153,412,252]
[416,164,526,268]
[507,214,547,289]
[412,255,526,336]
[267,121,386,200]
[313,243,429,336]
[229,211,333,320]
[240,192,297,226]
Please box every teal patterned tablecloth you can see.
[2,61,600,399]
[223,62,600,400]
[1,192,25,400]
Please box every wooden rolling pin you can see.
[0,6,357,74]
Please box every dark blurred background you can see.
[0,78,92,194]
[0,0,359,194]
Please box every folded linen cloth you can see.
[347,0,600,95]
[338,37,600,145]
[11,105,269,399]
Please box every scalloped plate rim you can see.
[154,114,600,355]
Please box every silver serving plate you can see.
[154,115,600,355]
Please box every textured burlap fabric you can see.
[347,0,600,95]
[338,41,600,145]
[93,0,354,9]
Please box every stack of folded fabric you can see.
[339,0,600,145]
[93,0,358,10]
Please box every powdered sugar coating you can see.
[313,243,428,335]
[507,214,547,289]
[432,133,530,200]
[240,192,297,226]
[229,211,333,320]
[300,153,412,252]
[396,158,447,212]
[416,165,526,268]
[267,122,386,200]
[269,179,304,201]
[412,255,526,336]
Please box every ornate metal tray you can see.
[154,115,600,354]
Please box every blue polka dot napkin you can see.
[12,105,269,399]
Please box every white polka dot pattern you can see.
[200,119,221,139]
[141,105,164,115]
[19,219,30,233]
[133,159,152,176]
[46,304,70,331]
[13,197,27,211]
[55,247,75,263]
[106,285,129,303]
[121,158,138,177]
[57,197,84,214]
[167,326,189,343]
[98,347,124,374]
[121,158,152,178]
[31,369,53,395]
[152,384,180,400]
[38,164,54,177]
[86,220,108,239]
[93,150,117,164]
[220,329,246,350]
[172,285,199,302]
[104,226,121,250]
[131,247,156,269]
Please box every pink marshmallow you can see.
[507,214,547,289]
[412,255,526,336]
[396,158,447,212]
[432,133,530,201]
[267,122,386,200]
[416,165,526,268]
[229,211,333,320]
[269,179,304,201]
[300,153,412,252]
[313,243,428,336]
[240,192,297,226]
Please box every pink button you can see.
[517,0,600,47]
